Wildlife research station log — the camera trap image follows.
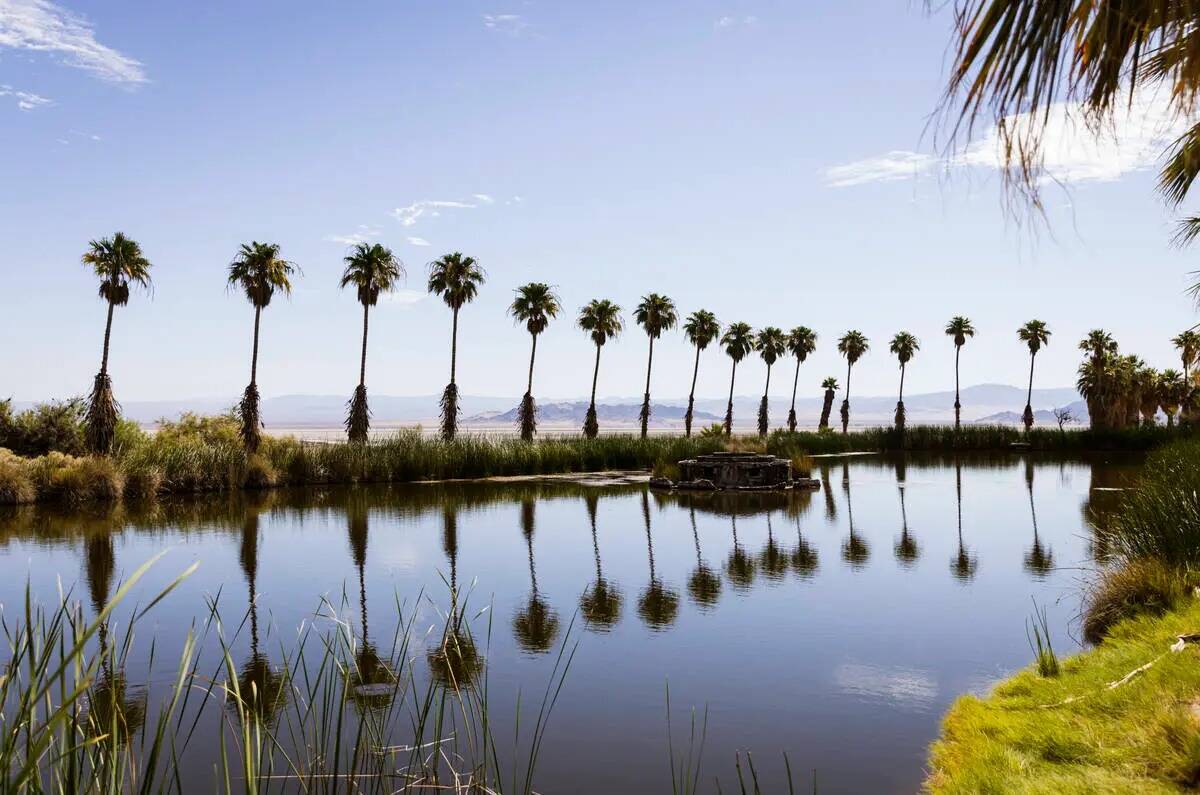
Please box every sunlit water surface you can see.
[0,453,1141,793]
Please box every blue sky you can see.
[1,0,1196,404]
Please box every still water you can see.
[0,453,1140,793]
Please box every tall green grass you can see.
[1,556,575,793]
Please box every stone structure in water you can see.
[650,451,820,492]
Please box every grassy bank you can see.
[0,413,1185,506]
[927,600,1200,792]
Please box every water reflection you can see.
[580,493,623,631]
[726,513,758,591]
[841,462,870,570]
[893,459,919,568]
[346,496,397,710]
[949,461,978,582]
[429,502,484,689]
[687,507,722,608]
[638,491,679,630]
[236,498,288,721]
[514,499,560,654]
[1023,460,1054,579]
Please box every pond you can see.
[0,453,1141,793]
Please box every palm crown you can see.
[821,377,840,391]
[578,299,623,346]
[228,242,297,308]
[427,252,485,309]
[721,323,754,362]
[787,326,817,361]
[945,316,975,348]
[634,293,678,339]
[755,327,787,366]
[889,332,920,365]
[837,331,869,364]
[1173,330,1200,366]
[1079,329,1117,360]
[83,232,152,306]
[340,243,403,306]
[509,282,561,335]
[1017,320,1051,355]
[683,310,720,350]
[1160,369,1185,404]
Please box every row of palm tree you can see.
[76,233,1197,454]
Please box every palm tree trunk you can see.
[527,333,538,394]
[1027,353,1035,407]
[899,363,906,403]
[953,346,961,430]
[359,303,369,387]
[724,361,738,436]
[640,337,654,438]
[841,360,852,434]
[685,345,701,437]
[590,345,601,407]
[789,357,800,432]
[450,307,459,385]
[99,300,115,377]
[250,305,262,386]
[584,344,602,438]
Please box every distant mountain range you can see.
[10,383,1085,429]
[974,400,1089,426]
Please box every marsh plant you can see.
[1026,599,1060,677]
[340,243,403,443]
[428,252,486,441]
[82,233,153,456]
[227,241,298,453]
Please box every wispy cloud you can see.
[482,13,527,36]
[716,15,758,28]
[0,83,50,110]
[382,288,426,308]
[325,225,381,246]
[0,0,146,84]
[824,92,1191,189]
[472,193,495,204]
[68,127,99,141]
[405,236,430,247]
[390,198,482,227]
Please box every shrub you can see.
[1082,558,1191,644]
[48,456,124,505]
[0,398,87,457]
[154,411,241,447]
[123,463,163,500]
[0,450,35,504]
[243,454,278,489]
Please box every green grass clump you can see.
[0,450,35,504]
[928,600,1200,793]
[1083,558,1193,645]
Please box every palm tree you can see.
[81,232,153,455]
[581,494,623,630]
[1017,320,1051,431]
[940,0,1200,244]
[682,310,720,436]
[944,317,975,430]
[785,327,818,432]
[638,491,679,629]
[1160,368,1185,427]
[889,332,920,432]
[633,294,678,438]
[227,242,297,453]
[427,253,485,440]
[577,299,623,438]
[1138,367,1161,426]
[836,331,869,434]
[509,283,561,441]
[1173,330,1199,420]
[340,243,403,443]
[1077,330,1119,430]
[754,327,787,437]
[720,322,754,436]
[818,377,839,430]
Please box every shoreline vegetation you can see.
[0,405,1184,506]
[927,438,1200,792]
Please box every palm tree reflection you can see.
[235,502,288,722]
[893,458,919,568]
[346,497,396,710]
[841,461,869,569]
[687,507,722,608]
[725,513,758,591]
[429,502,483,690]
[1022,459,1054,578]
[580,493,623,631]
[83,532,145,744]
[820,463,837,521]
[759,512,789,581]
[638,490,679,630]
[514,499,560,653]
[791,514,819,579]
[950,460,978,582]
